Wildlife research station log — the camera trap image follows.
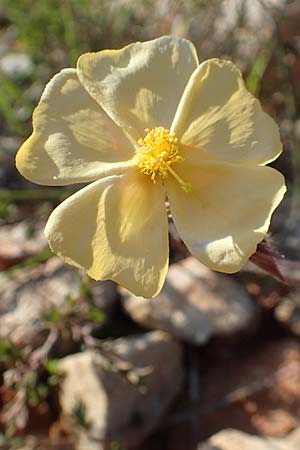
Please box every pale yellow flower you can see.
[16,36,286,298]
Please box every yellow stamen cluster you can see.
[135,127,191,192]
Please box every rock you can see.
[122,257,256,345]
[76,436,102,450]
[215,0,274,63]
[90,280,119,317]
[186,0,272,67]
[0,257,118,348]
[12,434,75,450]
[58,331,184,449]
[0,52,33,78]
[0,221,47,270]
[288,428,300,447]
[204,0,294,65]
[197,428,300,450]
[275,290,300,335]
[0,257,78,347]
[197,339,300,439]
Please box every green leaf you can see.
[44,306,62,324]
[85,307,106,323]
[44,358,62,376]
[79,281,93,299]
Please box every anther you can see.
[134,127,192,192]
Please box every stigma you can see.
[134,127,191,192]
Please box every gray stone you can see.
[0,257,80,347]
[122,257,256,345]
[0,52,33,78]
[275,290,300,336]
[0,221,47,267]
[0,257,118,347]
[58,331,184,449]
[197,428,300,450]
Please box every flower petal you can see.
[166,161,286,273]
[172,59,282,165]
[45,170,169,297]
[16,68,134,186]
[77,36,199,140]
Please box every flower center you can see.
[134,127,191,192]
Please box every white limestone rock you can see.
[58,331,184,449]
[123,257,256,345]
[197,428,300,450]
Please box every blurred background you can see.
[0,0,300,449]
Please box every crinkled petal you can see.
[166,161,286,273]
[172,59,282,165]
[16,68,134,186]
[45,170,169,297]
[77,36,199,141]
